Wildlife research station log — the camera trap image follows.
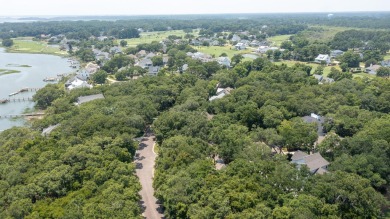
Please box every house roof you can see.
[291,150,309,161]
[77,94,105,105]
[304,153,330,172]
[313,74,323,81]
[366,64,381,71]
[381,59,390,66]
[136,59,153,68]
[291,151,329,174]
[315,54,330,60]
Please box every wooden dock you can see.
[0,113,45,119]
[1,97,34,103]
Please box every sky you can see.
[1,0,389,16]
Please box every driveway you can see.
[135,130,164,219]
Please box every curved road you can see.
[135,132,165,219]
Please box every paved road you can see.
[135,133,164,219]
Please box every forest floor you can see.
[135,130,165,219]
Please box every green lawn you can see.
[194,45,253,59]
[384,53,390,61]
[122,30,196,47]
[268,35,291,47]
[297,25,378,43]
[275,60,341,76]
[353,72,376,79]
[7,38,67,56]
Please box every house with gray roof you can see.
[110,46,122,54]
[216,57,231,68]
[381,59,390,67]
[148,66,160,76]
[291,151,329,174]
[365,64,381,75]
[136,59,153,69]
[302,113,325,137]
[313,74,335,84]
[330,50,344,58]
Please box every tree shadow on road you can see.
[138,143,147,150]
[135,162,143,169]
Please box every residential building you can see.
[231,34,241,42]
[314,54,331,64]
[136,59,153,69]
[110,46,122,54]
[65,77,92,90]
[235,43,246,50]
[313,74,335,84]
[256,46,279,54]
[381,59,390,67]
[302,113,326,136]
[365,64,381,75]
[209,87,234,101]
[216,57,231,68]
[330,50,344,58]
[148,66,160,76]
[291,151,329,174]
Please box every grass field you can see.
[7,38,67,56]
[297,26,376,43]
[194,45,253,59]
[275,60,342,76]
[122,30,195,47]
[352,72,376,79]
[384,53,390,61]
[274,60,377,79]
[268,35,291,46]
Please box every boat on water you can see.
[43,77,57,82]
[19,88,29,92]
[9,92,18,96]
[0,99,9,104]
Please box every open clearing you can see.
[122,30,196,47]
[7,38,67,56]
[194,45,254,59]
[268,35,291,46]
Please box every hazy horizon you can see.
[0,0,389,16]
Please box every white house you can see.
[314,54,331,64]
[209,87,233,101]
[65,77,92,90]
[235,43,246,50]
[256,46,279,54]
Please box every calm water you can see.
[0,48,73,131]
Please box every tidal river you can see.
[0,48,74,131]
